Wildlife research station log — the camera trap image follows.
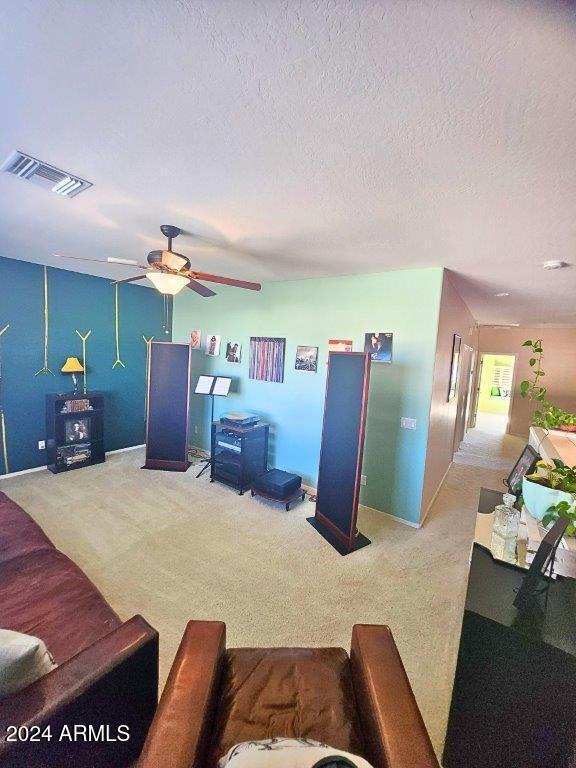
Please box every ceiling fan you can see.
[56,225,262,297]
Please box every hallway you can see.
[453,415,525,472]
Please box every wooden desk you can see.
[443,488,576,768]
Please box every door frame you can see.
[471,352,517,434]
[453,344,474,452]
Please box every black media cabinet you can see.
[210,421,269,494]
[46,392,105,474]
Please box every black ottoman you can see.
[251,469,306,510]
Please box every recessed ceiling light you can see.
[495,292,510,297]
[542,260,568,270]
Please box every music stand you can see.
[194,376,232,478]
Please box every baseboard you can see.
[303,479,420,528]
[419,461,453,527]
[0,464,47,480]
[107,444,145,456]
[0,443,146,480]
[359,504,422,529]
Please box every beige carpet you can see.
[0,427,524,759]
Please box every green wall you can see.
[173,267,443,525]
[478,354,515,415]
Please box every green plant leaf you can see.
[529,358,536,367]
[522,340,533,346]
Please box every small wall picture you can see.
[364,332,393,363]
[205,334,221,356]
[328,339,353,353]
[295,345,318,372]
[225,341,242,363]
[190,330,201,349]
[448,333,462,401]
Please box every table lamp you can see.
[61,357,84,395]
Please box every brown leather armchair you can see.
[138,621,439,768]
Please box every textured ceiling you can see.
[0,0,575,325]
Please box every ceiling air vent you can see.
[1,150,92,198]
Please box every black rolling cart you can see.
[210,421,269,495]
[46,392,105,474]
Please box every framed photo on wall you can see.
[328,339,353,353]
[448,333,462,401]
[225,341,242,363]
[364,332,392,363]
[205,334,221,356]
[249,337,286,382]
[295,345,318,372]
[190,330,201,349]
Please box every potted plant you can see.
[542,500,576,537]
[519,339,576,432]
[522,459,576,521]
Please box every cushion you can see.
[0,628,57,699]
[208,648,364,768]
[0,492,55,564]
[219,739,374,768]
[0,548,121,664]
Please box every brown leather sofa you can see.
[138,620,440,768]
[0,491,158,768]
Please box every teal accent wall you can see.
[173,267,443,524]
[0,256,171,474]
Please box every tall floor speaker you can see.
[307,351,371,555]
[144,342,191,471]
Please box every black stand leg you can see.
[195,395,214,479]
[196,459,212,478]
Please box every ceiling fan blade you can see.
[54,254,109,264]
[108,257,147,268]
[111,275,148,285]
[189,272,261,291]
[186,279,217,297]
[55,254,148,269]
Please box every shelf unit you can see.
[210,421,269,494]
[46,392,105,474]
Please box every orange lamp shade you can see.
[61,356,84,374]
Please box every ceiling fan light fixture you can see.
[161,250,188,271]
[146,272,190,295]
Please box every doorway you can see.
[473,353,516,434]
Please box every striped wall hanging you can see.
[249,337,286,383]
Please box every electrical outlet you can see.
[38,440,45,450]
[360,475,367,486]
[194,425,199,435]
[401,417,417,430]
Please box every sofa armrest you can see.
[350,624,439,768]
[138,620,226,768]
[0,615,158,768]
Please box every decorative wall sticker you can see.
[0,324,10,474]
[35,266,55,376]
[75,329,92,393]
[112,284,125,368]
[142,335,154,419]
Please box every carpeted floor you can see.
[0,426,524,759]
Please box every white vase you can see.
[522,476,574,522]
